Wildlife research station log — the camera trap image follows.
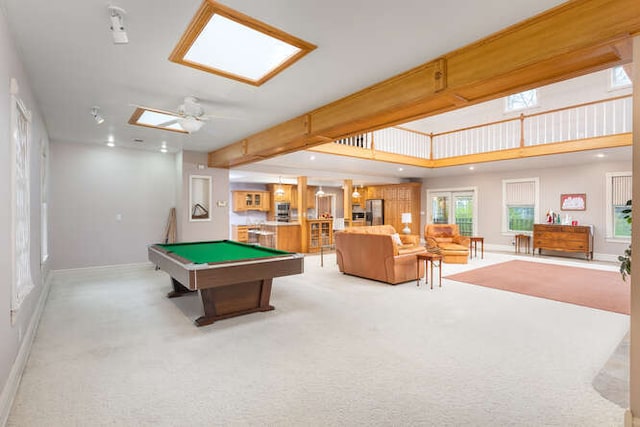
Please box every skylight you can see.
[128,108,188,134]
[170,1,316,86]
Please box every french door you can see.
[428,189,477,236]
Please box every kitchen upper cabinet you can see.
[232,191,270,212]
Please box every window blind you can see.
[612,175,632,206]
[505,181,535,205]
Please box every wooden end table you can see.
[515,234,531,254]
[469,236,484,259]
[416,252,443,289]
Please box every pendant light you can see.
[316,186,325,197]
[352,185,360,198]
[275,176,285,196]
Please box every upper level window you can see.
[611,66,631,89]
[505,89,538,112]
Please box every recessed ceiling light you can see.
[469,166,475,170]
[169,1,316,86]
[309,155,316,161]
[398,167,404,172]
[595,153,606,158]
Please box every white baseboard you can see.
[484,244,619,263]
[0,272,52,427]
[52,261,154,278]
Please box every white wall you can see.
[0,5,49,419]
[422,160,631,260]
[49,142,176,269]
[178,151,230,242]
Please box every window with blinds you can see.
[607,172,632,240]
[502,178,539,233]
[11,79,34,319]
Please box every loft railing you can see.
[333,95,632,160]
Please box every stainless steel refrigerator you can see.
[365,199,384,225]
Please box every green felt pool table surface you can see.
[156,240,289,265]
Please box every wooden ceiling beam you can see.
[208,0,640,168]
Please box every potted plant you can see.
[619,200,632,280]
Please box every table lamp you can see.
[401,212,412,234]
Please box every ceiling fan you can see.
[132,96,231,134]
[159,96,209,133]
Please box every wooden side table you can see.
[416,252,443,289]
[469,236,484,259]
[515,234,531,254]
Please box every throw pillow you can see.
[391,233,403,246]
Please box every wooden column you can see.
[297,177,308,253]
[343,179,352,227]
[627,35,640,427]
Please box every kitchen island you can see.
[232,222,301,252]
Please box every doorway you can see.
[427,188,477,236]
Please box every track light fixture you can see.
[90,106,105,124]
[108,5,128,44]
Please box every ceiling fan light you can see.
[178,116,204,133]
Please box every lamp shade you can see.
[401,213,412,224]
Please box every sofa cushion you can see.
[439,242,468,252]
[434,237,453,243]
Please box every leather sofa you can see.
[335,225,426,285]
[424,224,470,264]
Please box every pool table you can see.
[148,240,304,326]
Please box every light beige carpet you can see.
[7,253,629,426]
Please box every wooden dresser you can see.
[533,224,593,260]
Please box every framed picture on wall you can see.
[560,193,586,211]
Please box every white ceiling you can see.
[6,0,619,187]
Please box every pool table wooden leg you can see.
[194,279,276,327]
[167,278,196,298]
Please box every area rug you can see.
[445,260,630,315]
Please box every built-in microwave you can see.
[352,211,365,220]
[275,202,290,222]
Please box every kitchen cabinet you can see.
[306,186,317,210]
[307,219,333,252]
[232,225,249,242]
[232,191,270,212]
[363,183,421,233]
[261,224,301,252]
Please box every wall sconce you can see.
[401,212,412,234]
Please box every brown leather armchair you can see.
[424,224,470,264]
